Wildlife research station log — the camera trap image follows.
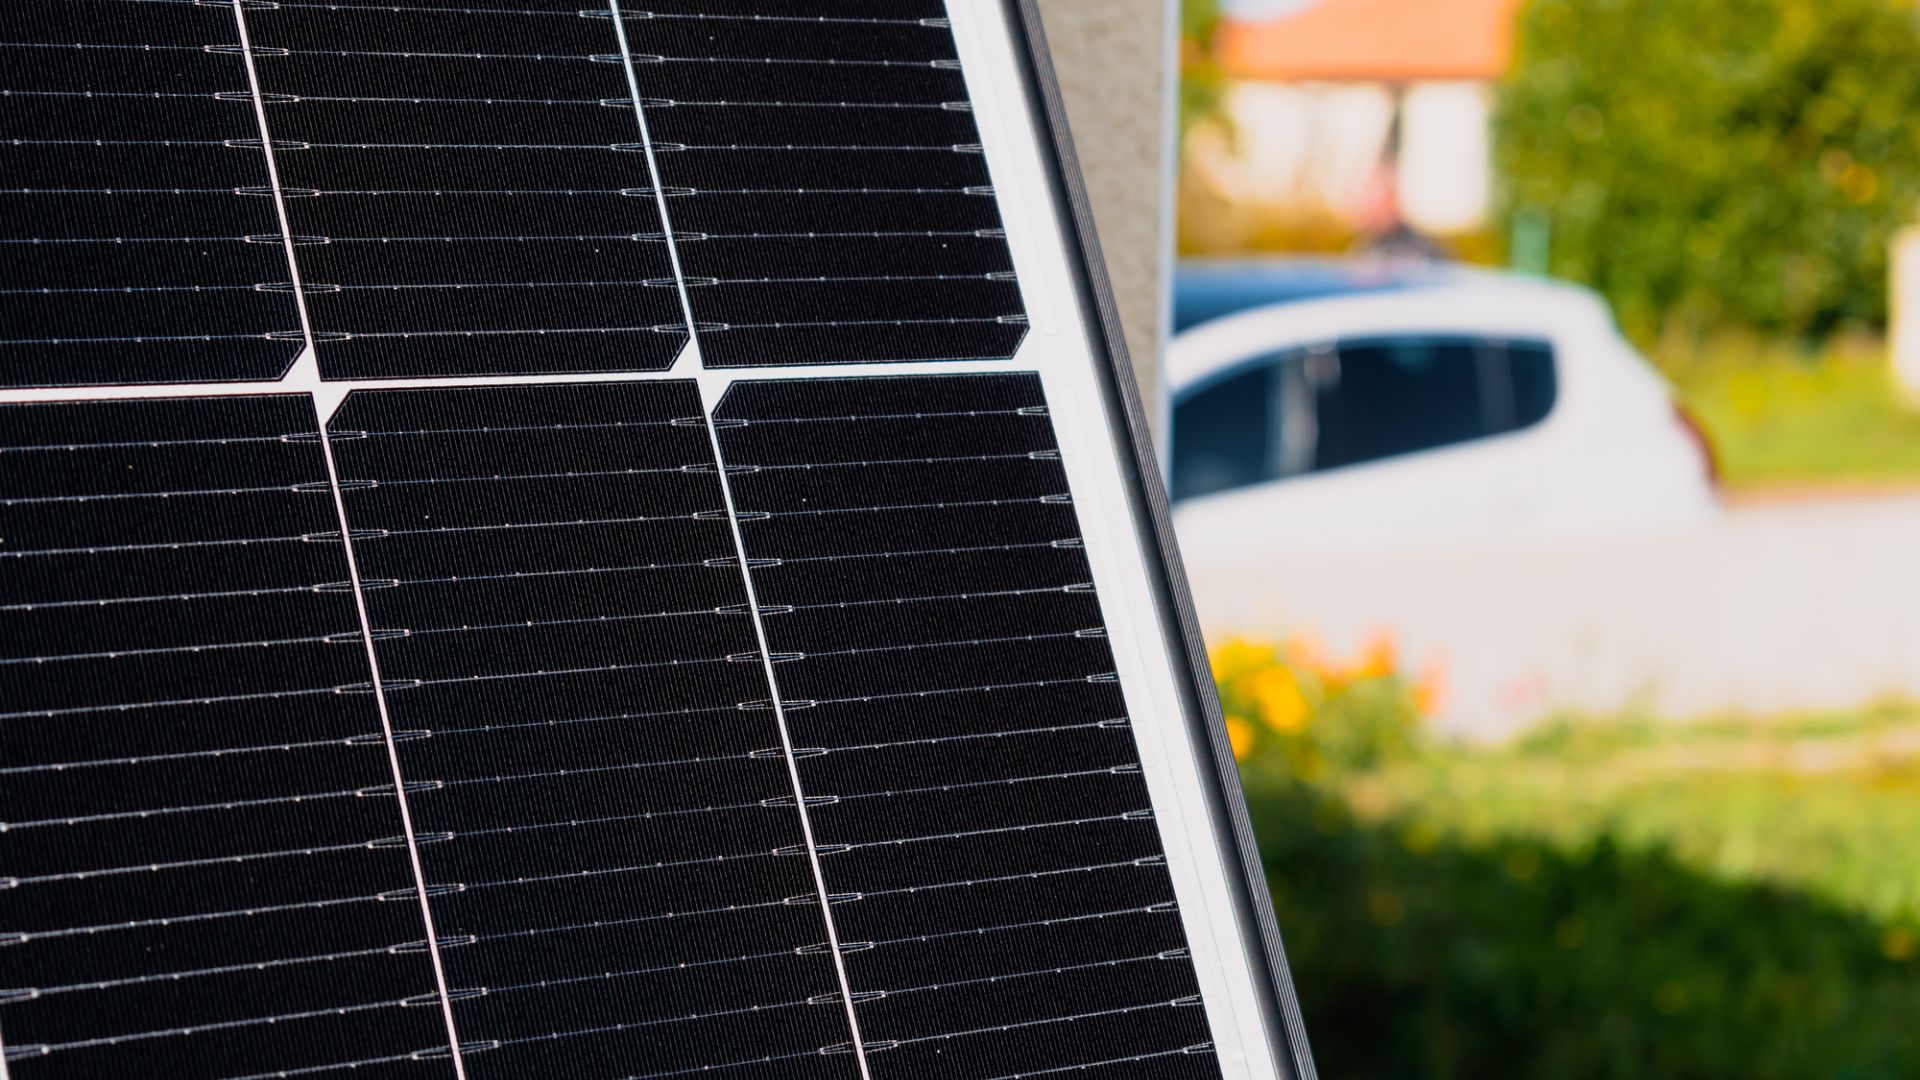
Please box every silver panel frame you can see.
[1001,5,1320,1076]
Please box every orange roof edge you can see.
[1217,0,1527,83]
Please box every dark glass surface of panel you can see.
[329,382,859,1080]
[715,374,1221,1080]
[244,4,687,379]
[0,3,302,387]
[628,3,1028,367]
[0,396,449,1079]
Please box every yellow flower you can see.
[1280,632,1329,676]
[1252,666,1311,734]
[1352,630,1398,680]
[1208,638,1272,682]
[1225,715,1255,761]
[1412,657,1448,718]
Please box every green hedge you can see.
[1219,638,1920,1076]
[1495,0,1920,342]
[1251,782,1920,1079]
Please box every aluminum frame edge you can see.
[1001,3,1321,1077]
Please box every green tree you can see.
[1495,0,1920,343]
[1180,0,1228,140]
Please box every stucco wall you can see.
[1031,0,1175,432]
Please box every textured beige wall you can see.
[1031,0,1174,431]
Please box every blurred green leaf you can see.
[1495,0,1920,343]
[1180,0,1231,144]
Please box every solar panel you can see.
[714,374,1217,1076]
[0,3,1315,1080]
[622,3,1029,367]
[0,4,303,387]
[324,382,857,1076]
[242,1,688,380]
[0,396,450,1076]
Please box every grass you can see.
[1243,699,1920,1078]
[1660,334,1920,491]
[1346,701,1920,925]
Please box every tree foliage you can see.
[1179,0,1228,141]
[1180,0,1222,42]
[1495,0,1920,342]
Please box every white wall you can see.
[1397,82,1492,234]
[1211,81,1396,216]
[1205,78,1493,235]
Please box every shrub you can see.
[1221,637,1920,1077]
[1495,0,1920,342]
[1179,0,1228,142]
[1249,783,1920,1079]
[1210,634,1429,782]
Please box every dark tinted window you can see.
[1171,335,1557,501]
[1170,352,1289,500]
[1313,339,1485,470]
[1508,340,1558,431]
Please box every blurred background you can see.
[1050,0,1920,1074]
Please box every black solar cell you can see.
[0,3,302,387]
[626,4,1029,367]
[243,3,689,380]
[0,396,449,1079]
[327,382,859,1079]
[713,374,1220,1080]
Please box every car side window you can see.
[1507,340,1557,431]
[1172,335,1557,501]
[1169,350,1291,501]
[1312,338,1487,470]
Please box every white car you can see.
[1167,261,1719,562]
